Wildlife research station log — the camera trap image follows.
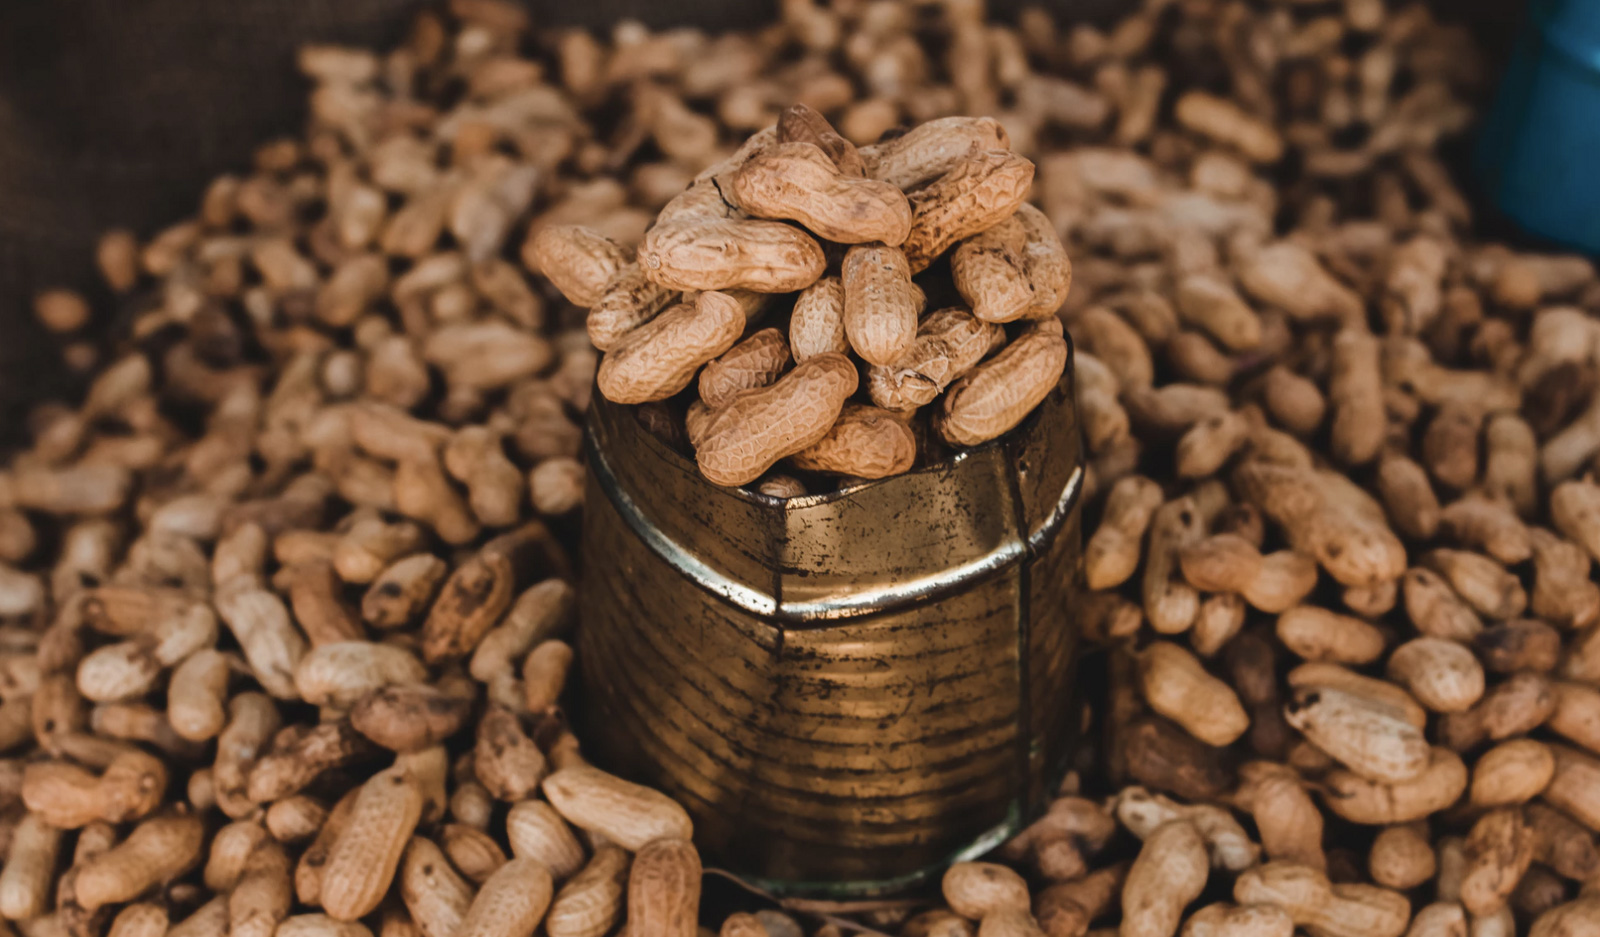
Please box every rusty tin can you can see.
[576,358,1085,896]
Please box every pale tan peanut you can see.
[165,897,229,937]
[1275,606,1386,665]
[0,812,62,919]
[698,329,791,409]
[1257,365,1326,438]
[529,226,629,307]
[1402,568,1482,642]
[545,847,628,937]
[266,795,329,843]
[528,458,584,516]
[442,824,508,885]
[474,703,547,801]
[1439,495,1530,565]
[1531,897,1600,937]
[1121,820,1209,937]
[1180,535,1318,614]
[627,839,699,937]
[1327,327,1385,466]
[455,857,553,937]
[861,116,1010,191]
[1233,463,1407,587]
[1284,686,1429,783]
[1422,550,1526,621]
[944,862,1031,919]
[597,292,746,405]
[1369,823,1436,890]
[1376,454,1441,541]
[320,767,423,921]
[1033,863,1127,937]
[1235,241,1363,324]
[165,648,232,742]
[1529,528,1600,631]
[1179,904,1293,937]
[470,580,575,682]
[1231,762,1324,871]
[1085,476,1163,590]
[229,839,292,937]
[1174,275,1261,352]
[1069,306,1153,391]
[1140,497,1205,635]
[731,142,911,244]
[21,737,167,828]
[1400,904,1465,937]
[206,819,271,889]
[293,641,426,709]
[868,307,1003,412]
[400,837,475,937]
[639,220,825,293]
[789,276,849,363]
[213,692,280,819]
[1287,664,1427,729]
[215,588,307,700]
[505,800,586,881]
[1139,642,1248,747]
[695,353,857,487]
[293,787,358,906]
[1386,638,1485,713]
[776,104,864,176]
[277,915,374,937]
[1174,92,1283,163]
[902,151,1035,272]
[520,639,573,713]
[1014,204,1071,320]
[1071,352,1130,454]
[75,810,204,911]
[351,680,472,754]
[1233,863,1408,937]
[1321,747,1469,825]
[1459,808,1536,916]
[587,264,679,352]
[107,902,168,937]
[789,404,915,479]
[842,243,924,367]
[542,765,692,852]
[441,429,525,529]
[938,322,1067,446]
[332,516,424,586]
[1551,479,1600,567]
[951,216,1034,323]
[1544,744,1600,831]
[1114,787,1258,871]
[360,555,448,629]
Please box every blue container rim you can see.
[1533,0,1600,74]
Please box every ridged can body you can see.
[577,351,1085,896]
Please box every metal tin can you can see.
[576,359,1085,896]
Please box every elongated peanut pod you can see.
[1071,352,1130,453]
[789,404,915,479]
[1139,642,1249,747]
[868,306,1003,412]
[1085,475,1163,590]
[505,801,586,881]
[528,226,629,307]
[547,847,629,937]
[320,767,424,921]
[951,216,1033,323]
[1328,328,1385,466]
[1142,497,1206,635]
[789,276,849,363]
[730,142,911,245]
[168,649,231,742]
[842,244,924,367]
[542,765,693,851]
[400,837,475,937]
[902,151,1035,272]
[293,641,426,708]
[1321,747,1469,825]
[1174,92,1284,163]
[1387,637,1486,713]
[75,811,205,911]
[1014,204,1071,320]
[627,839,700,937]
[456,858,553,937]
[598,292,747,405]
[1175,275,1262,351]
[1121,820,1209,937]
[936,323,1067,446]
[776,104,864,175]
[229,839,292,937]
[639,220,825,293]
[0,812,62,919]
[1282,686,1429,783]
[698,329,791,408]
[1179,903,1293,937]
[695,353,858,487]
[587,265,678,352]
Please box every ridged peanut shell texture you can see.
[868,306,1003,411]
[902,150,1035,272]
[638,219,826,293]
[842,244,925,367]
[936,322,1068,446]
[788,404,917,479]
[694,353,860,487]
[597,291,747,404]
[730,142,912,245]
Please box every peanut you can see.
[694,353,858,487]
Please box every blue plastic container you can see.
[1476,0,1600,255]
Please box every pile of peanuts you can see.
[530,105,1070,489]
[4,0,1600,936]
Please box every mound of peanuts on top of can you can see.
[531,104,1071,489]
[6,0,1600,935]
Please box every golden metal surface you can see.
[577,350,1085,896]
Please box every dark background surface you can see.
[0,0,1526,421]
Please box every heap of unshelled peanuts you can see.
[530,106,1070,489]
[4,1,1600,937]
